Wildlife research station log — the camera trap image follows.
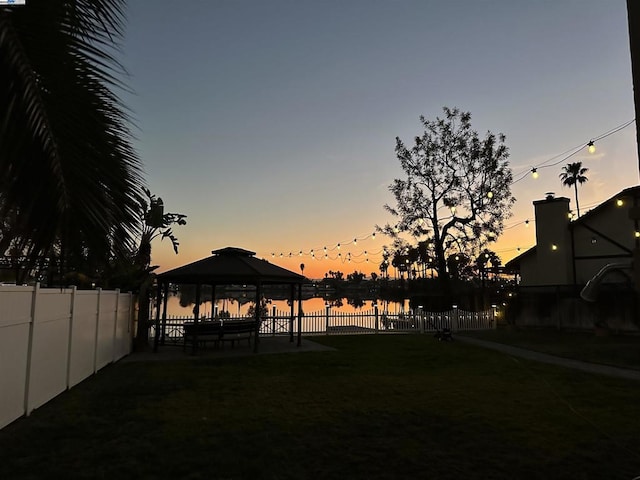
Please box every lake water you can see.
[157,294,410,319]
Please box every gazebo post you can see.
[211,284,216,319]
[297,282,302,347]
[161,281,169,345]
[289,283,295,343]
[192,283,201,355]
[153,280,162,352]
[253,282,261,353]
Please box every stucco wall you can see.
[572,200,635,284]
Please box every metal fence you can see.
[152,305,496,345]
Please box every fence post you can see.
[325,304,330,335]
[418,306,424,333]
[112,289,120,362]
[272,305,277,336]
[23,283,39,416]
[491,304,497,329]
[93,288,102,373]
[374,304,379,334]
[66,286,77,389]
[127,292,133,354]
[451,304,459,333]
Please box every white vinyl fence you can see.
[0,284,133,430]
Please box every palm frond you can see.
[0,0,144,267]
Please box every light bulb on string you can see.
[353,238,357,246]
[531,168,539,179]
[337,243,341,250]
[587,141,596,154]
[372,232,376,240]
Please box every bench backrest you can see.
[184,320,258,336]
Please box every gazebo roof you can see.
[157,247,306,285]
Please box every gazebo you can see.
[154,247,306,353]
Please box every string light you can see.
[260,215,542,270]
[511,119,634,186]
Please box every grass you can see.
[462,328,640,370]
[1,334,640,479]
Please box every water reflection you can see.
[157,293,409,318]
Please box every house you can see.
[505,186,640,331]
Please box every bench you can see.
[183,320,258,350]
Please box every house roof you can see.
[504,246,536,270]
[157,247,306,285]
[504,185,640,271]
[570,185,640,225]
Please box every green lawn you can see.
[462,328,640,370]
[1,335,640,479]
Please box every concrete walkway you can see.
[120,335,335,363]
[456,335,640,382]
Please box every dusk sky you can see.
[120,0,638,279]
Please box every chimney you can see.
[532,195,572,285]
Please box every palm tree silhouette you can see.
[559,162,589,217]
[0,1,143,275]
